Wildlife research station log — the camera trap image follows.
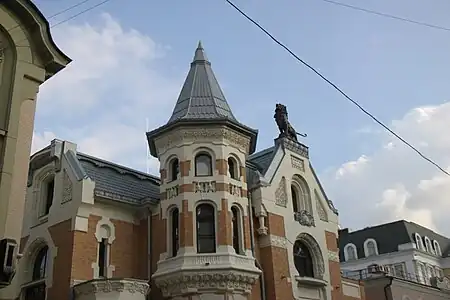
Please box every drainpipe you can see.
[147,207,153,298]
[383,277,393,300]
[248,191,266,300]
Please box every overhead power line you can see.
[2,0,114,52]
[317,0,450,33]
[223,0,450,177]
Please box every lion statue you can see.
[274,103,306,142]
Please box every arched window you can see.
[344,243,358,261]
[293,240,314,277]
[291,176,312,214]
[364,239,378,257]
[434,240,442,256]
[24,246,48,300]
[231,206,243,254]
[196,204,216,253]
[169,158,179,181]
[415,233,424,250]
[424,236,433,254]
[291,185,299,213]
[170,208,180,257]
[195,153,212,176]
[40,176,54,217]
[228,157,239,180]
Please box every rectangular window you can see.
[98,238,108,277]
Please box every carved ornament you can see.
[155,271,259,297]
[62,170,73,203]
[259,234,287,249]
[431,276,450,291]
[276,137,309,159]
[155,127,251,154]
[166,185,179,199]
[275,177,287,207]
[229,183,242,197]
[294,210,315,227]
[73,278,149,296]
[315,190,328,222]
[291,155,305,171]
[327,250,339,262]
[194,181,216,193]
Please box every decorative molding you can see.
[155,271,259,297]
[229,183,242,197]
[62,170,73,203]
[155,127,251,154]
[94,217,116,243]
[275,137,309,159]
[166,185,179,199]
[296,233,325,279]
[431,276,450,291]
[156,253,257,271]
[314,190,328,222]
[291,155,305,171]
[73,278,149,296]
[194,181,216,193]
[294,210,315,227]
[259,234,287,249]
[328,250,339,262]
[275,177,287,207]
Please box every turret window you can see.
[169,158,180,181]
[195,153,212,176]
[196,203,216,253]
[231,206,244,254]
[170,207,180,257]
[228,157,239,180]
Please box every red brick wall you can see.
[325,231,343,300]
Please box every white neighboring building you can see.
[338,220,450,285]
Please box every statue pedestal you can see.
[274,136,309,158]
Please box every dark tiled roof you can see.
[338,220,450,261]
[248,147,275,174]
[76,153,160,204]
[168,41,237,123]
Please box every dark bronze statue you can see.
[274,103,306,142]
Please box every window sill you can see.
[38,215,49,224]
[295,276,327,287]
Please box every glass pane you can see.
[198,237,215,253]
[196,155,211,176]
[24,283,46,300]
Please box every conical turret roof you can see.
[167,41,237,123]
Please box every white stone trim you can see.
[363,238,379,257]
[73,278,149,296]
[328,250,339,262]
[259,234,287,249]
[92,217,116,278]
[343,243,358,261]
[94,217,116,243]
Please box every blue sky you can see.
[31,0,450,234]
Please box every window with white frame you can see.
[195,153,213,177]
[344,243,358,261]
[169,207,180,258]
[414,233,425,251]
[424,236,434,254]
[433,240,442,256]
[291,175,312,215]
[227,157,239,180]
[231,205,244,255]
[363,238,378,257]
[168,157,180,182]
[93,218,115,278]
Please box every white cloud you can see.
[322,101,450,235]
[32,13,181,175]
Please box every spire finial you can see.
[193,40,208,62]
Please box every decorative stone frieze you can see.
[294,210,315,227]
[156,271,259,297]
[291,155,305,171]
[155,127,251,154]
[431,276,450,291]
[275,177,287,207]
[73,278,149,297]
[315,190,328,222]
[328,250,339,262]
[194,181,216,193]
[229,183,242,197]
[259,234,287,249]
[166,185,179,199]
[62,170,73,203]
[275,137,309,159]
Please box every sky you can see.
[30,0,450,236]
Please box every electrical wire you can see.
[223,0,450,177]
[1,0,114,51]
[317,0,450,33]
[6,0,93,34]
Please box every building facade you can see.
[16,43,364,300]
[0,0,70,298]
[339,220,450,288]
